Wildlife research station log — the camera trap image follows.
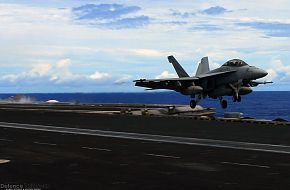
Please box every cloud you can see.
[262,59,290,82]
[0,3,70,24]
[166,21,187,25]
[201,6,229,15]
[57,58,71,68]
[190,24,222,31]
[209,62,221,70]
[51,59,80,83]
[89,71,110,80]
[265,68,278,81]
[155,71,177,79]
[2,2,290,92]
[237,22,290,37]
[72,4,141,20]
[121,48,182,58]
[170,9,195,18]
[29,63,51,77]
[170,6,230,18]
[100,16,150,29]
[1,74,19,82]
[1,63,52,82]
[128,48,164,57]
[72,3,150,29]
[0,58,110,85]
[114,75,132,85]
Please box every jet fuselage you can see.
[192,64,268,98]
[134,56,271,109]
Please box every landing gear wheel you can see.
[221,99,227,109]
[237,95,241,102]
[190,100,196,109]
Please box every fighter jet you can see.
[134,56,272,109]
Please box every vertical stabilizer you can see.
[168,55,189,78]
[196,57,210,76]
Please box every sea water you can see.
[0,91,288,120]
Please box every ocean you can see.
[0,91,288,121]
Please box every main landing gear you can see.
[232,95,241,102]
[219,97,227,109]
[189,94,204,109]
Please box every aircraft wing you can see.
[134,70,236,83]
[134,77,198,90]
[134,70,237,90]
[133,77,198,83]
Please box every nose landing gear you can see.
[229,82,242,103]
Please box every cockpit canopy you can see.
[222,59,248,67]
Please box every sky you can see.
[0,0,290,92]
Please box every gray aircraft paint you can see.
[196,57,210,76]
[168,56,189,78]
[134,56,271,108]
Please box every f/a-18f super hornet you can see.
[134,56,272,109]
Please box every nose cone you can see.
[258,69,268,78]
[247,67,268,80]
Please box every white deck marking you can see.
[221,161,270,169]
[0,138,13,142]
[33,141,57,146]
[81,146,112,151]
[0,159,10,164]
[1,121,290,154]
[144,153,180,159]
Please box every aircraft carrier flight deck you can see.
[1,103,290,190]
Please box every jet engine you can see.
[208,85,252,98]
[181,86,203,95]
[208,86,232,98]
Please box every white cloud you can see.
[0,58,111,85]
[0,63,52,82]
[1,1,290,91]
[0,4,70,24]
[265,68,278,81]
[114,75,132,84]
[52,59,80,83]
[49,75,58,81]
[29,63,51,77]
[209,62,221,70]
[128,48,164,57]
[1,74,18,82]
[89,71,110,80]
[57,58,71,68]
[155,71,177,79]
[262,59,290,82]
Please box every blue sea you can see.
[0,91,288,121]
